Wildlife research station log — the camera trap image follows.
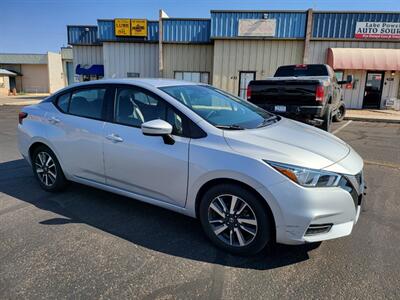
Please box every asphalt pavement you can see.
[1,106,399,299]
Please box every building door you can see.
[363,71,385,109]
[238,71,256,99]
[9,76,16,90]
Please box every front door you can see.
[103,86,190,207]
[363,72,385,109]
[238,71,256,99]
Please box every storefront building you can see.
[0,52,65,93]
[67,10,400,109]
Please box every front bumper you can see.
[257,171,364,245]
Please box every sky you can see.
[1,0,399,54]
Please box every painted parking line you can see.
[333,120,352,135]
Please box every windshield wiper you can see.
[215,124,245,130]
[257,115,279,128]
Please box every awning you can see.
[327,48,400,71]
[75,64,104,76]
[0,68,17,76]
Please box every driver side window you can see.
[113,87,185,136]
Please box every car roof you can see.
[67,78,200,89]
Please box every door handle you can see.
[48,116,60,124]
[106,133,124,143]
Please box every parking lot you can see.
[1,105,399,299]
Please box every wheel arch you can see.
[194,177,276,241]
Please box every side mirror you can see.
[338,75,353,85]
[141,119,175,145]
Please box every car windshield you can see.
[160,85,276,129]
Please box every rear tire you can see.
[31,145,67,192]
[320,106,332,132]
[199,184,272,256]
[333,103,346,122]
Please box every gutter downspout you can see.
[303,9,313,64]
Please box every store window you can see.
[335,71,344,82]
[174,71,209,84]
[127,72,140,78]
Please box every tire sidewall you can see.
[32,145,66,192]
[199,184,271,255]
[334,104,346,122]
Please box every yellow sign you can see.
[131,19,147,37]
[115,19,131,36]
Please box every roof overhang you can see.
[327,48,400,71]
[0,69,17,76]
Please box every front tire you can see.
[32,145,67,192]
[199,184,272,256]
[333,103,346,122]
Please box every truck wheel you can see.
[333,103,346,122]
[321,107,332,132]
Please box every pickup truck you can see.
[247,64,353,132]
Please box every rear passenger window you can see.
[69,88,106,119]
[57,93,70,112]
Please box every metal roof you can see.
[67,26,101,45]
[163,19,211,43]
[97,20,159,42]
[210,11,307,39]
[0,53,48,64]
[313,12,400,39]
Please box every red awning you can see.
[327,48,400,71]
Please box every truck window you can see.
[274,65,329,77]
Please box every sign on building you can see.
[131,19,147,37]
[355,22,400,39]
[115,19,131,36]
[238,19,276,37]
[114,19,147,37]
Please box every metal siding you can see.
[68,26,99,45]
[212,40,304,94]
[103,42,158,78]
[163,19,211,43]
[313,12,400,39]
[163,44,213,80]
[72,46,103,77]
[309,41,400,108]
[98,20,159,42]
[211,11,306,38]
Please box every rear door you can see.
[47,85,111,183]
[102,85,190,207]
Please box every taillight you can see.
[315,85,324,102]
[18,112,28,125]
[246,85,252,100]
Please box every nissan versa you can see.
[17,79,365,255]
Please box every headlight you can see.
[265,161,341,187]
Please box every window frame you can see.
[174,71,210,84]
[51,84,112,122]
[108,84,196,138]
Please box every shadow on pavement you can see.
[0,159,321,270]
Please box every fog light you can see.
[305,224,333,236]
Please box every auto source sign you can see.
[355,22,400,39]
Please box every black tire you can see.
[320,106,332,132]
[333,103,346,122]
[31,145,67,192]
[199,184,272,256]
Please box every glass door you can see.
[363,72,385,109]
[238,71,256,99]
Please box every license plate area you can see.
[274,105,286,112]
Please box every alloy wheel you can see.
[35,151,57,187]
[208,194,258,247]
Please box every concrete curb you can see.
[344,116,400,124]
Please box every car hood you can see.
[223,118,350,170]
